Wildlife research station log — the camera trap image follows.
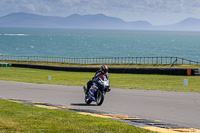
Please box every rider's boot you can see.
[85,88,89,94]
[85,84,90,94]
[85,80,92,94]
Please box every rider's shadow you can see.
[70,103,97,106]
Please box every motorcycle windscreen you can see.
[98,75,110,87]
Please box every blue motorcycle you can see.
[83,75,110,106]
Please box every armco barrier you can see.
[11,63,99,72]
[0,63,10,67]
[11,63,198,76]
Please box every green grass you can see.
[0,67,200,92]
[0,99,153,133]
[111,74,200,92]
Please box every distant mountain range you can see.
[0,12,200,31]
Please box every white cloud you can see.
[21,4,36,12]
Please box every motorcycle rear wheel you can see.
[96,90,104,106]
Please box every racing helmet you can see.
[101,65,108,73]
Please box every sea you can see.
[0,27,200,62]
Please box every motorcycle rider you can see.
[85,65,110,94]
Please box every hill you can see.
[154,17,200,31]
[0,12,152,30]
[1,12,200,31]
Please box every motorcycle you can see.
[83,75,110,106]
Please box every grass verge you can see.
[0,67,200,92]
[0,99,154,133]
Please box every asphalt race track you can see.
[0,80,200,129]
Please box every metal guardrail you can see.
[0,55,200,65]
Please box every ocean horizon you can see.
[0,28,199,62]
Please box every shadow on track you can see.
[71,103,97,106]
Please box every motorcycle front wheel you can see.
[96,90,104,106]
[85,94,92,104]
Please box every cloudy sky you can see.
[0,0,200,25]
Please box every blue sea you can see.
[0,28,199,62]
